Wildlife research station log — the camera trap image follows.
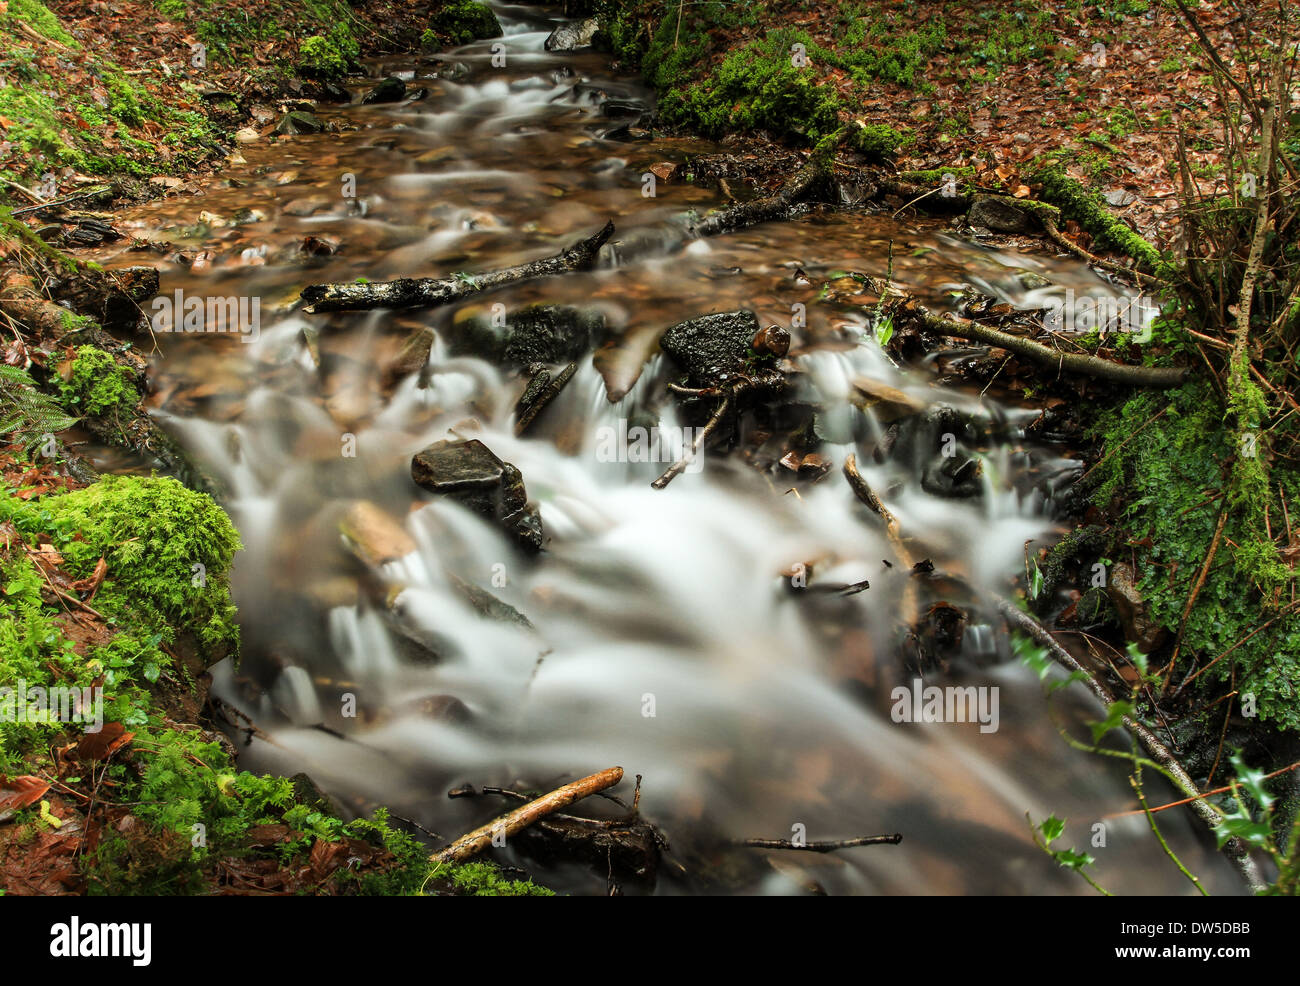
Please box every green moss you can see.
[427,0,502,47]
[1092,381,1300,728]
[1,0,78,47]
[6,476,243,656]
[431,860,555,896]
[855,123,914,161]
[1031,164,1170,273]
[59,346,136,416]
[298,27,356,79]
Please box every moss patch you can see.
[59,346,136,416]
[427,0,502,47]
[1092,381,1300,728]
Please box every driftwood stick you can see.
[735,834,902,852]
[301,221,614,313]
[899,304,1189,388]
[997,599,1267,893]
[844,453,919,622]
[514,360,577,436]
[430,766,624,866]
[652,393,731,489]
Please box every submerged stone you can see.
[275,110,325,134]
[450,304,605,366]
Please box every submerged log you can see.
[300,221,615,313]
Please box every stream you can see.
[90,3,1238,894]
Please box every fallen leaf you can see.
[0,775,50,821]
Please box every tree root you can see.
[1041,217,1167,289]
[690,127,848,238]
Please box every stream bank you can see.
[1,0,1297,896]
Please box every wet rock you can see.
[450,303,605,366]
[435,61,471,81]
[316,81,352,103]
[410,439,545,552]
[544,15,600,51]
[659,310,759,386]
[504,505,545,553]
[446,572,535,630]
[850,376,926,423]
[752,324,790,358]
[1107,562,1168,652]
[290,772,344,818]
[362,77,407,104]
[382,326,436,388]
[275,110,325,135]
[411,438,505,514]
[339,500,416,567]
[968,194,1040,234]
[921,453,983,499]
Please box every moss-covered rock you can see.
[427,1,502,47]
[59,345,137,416]
[38,475,242,659]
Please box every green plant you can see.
[0,364,78,451]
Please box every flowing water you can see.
[90,3,1237,894]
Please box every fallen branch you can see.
[734,834,902,852]
[897,303,1189,388]
[301,221,614,313]
[998,599,1267,893]
[691,128,847,238]
[430,766,624,866]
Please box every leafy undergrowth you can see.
[598,0,1246,247]
[0,467,548,895]
[0,0,502,196]
[1090,381,1300,729]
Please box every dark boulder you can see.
[411,439,545,552]
[451,304,605,367]
[659,310,759,386]
[362,77,407,105]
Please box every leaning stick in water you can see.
[300,220,614,313]
[430,766,624,866]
